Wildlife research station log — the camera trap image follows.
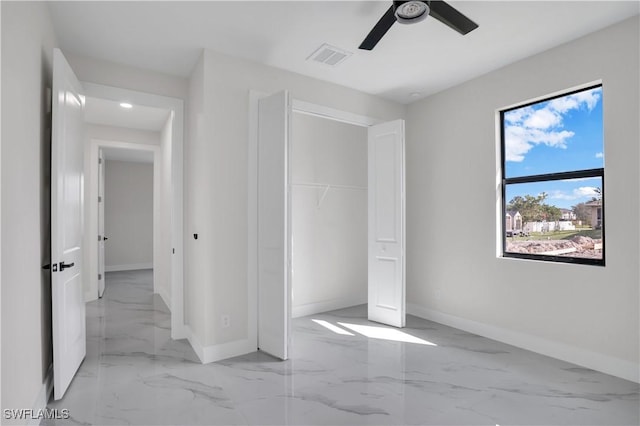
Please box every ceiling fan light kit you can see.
[359,0,478,50]
[395,1,430,24]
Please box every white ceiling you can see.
[84,96,171,131]
[84,97,166,163]
[49,1,639,104]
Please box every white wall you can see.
[291,113,368,318]
[1,1,3,413]
[185,53,209,348]
[405,16,639,382]
[0,0,58,419]
[104,160,154,271]
[88,124,161,146]
[184,49,405,359]
[65,52,188,100]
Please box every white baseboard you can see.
[292,297,367,319]
[171,323,187,340]
[184,326,205,362]
[28,364,53,425]
[184,326,255,364]
[407,303,639,383]
[156,287,171,313]
[105,262,152,272]
[84,290,98,303]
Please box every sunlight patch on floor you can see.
[311,319,355,336]
[338,322,437,346]
[311,318,437,346]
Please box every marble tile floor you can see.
[46,269,639,425]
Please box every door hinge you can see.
[172,248,175,254]
[98,273,102,280]
[98,158,102,165]
[98,235,102,241]
[98,196,102,203]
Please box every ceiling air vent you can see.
[307,43,352,67]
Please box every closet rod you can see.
[290,182,367,191]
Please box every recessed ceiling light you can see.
[120,102,133,109]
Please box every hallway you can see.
[46,270,639,425]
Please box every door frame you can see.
[88,140,160,293]
[97,148,105,298]
[83,83,186,339]
[248,91,384,350]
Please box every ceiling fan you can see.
[359,0,478,50]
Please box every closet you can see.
[290,112,368,318]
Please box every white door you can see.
[257,90,291,360]
[51,48,86,400]
[98,149,106,298]
[367,119,406,328]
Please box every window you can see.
[500,85,604,265]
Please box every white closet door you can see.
[257,90,291,360]
[367,119,406,328]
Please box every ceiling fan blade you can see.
[359,5,396,50]
[428,0,478,35]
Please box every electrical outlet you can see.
[221,315,230,328]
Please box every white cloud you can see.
[505,126,574,162]
[575,186,599,197]
[548,186,599,201]
[505,87,601,162]
[523,108,561,129]
[595,152,604,158]
[548,88,601,113]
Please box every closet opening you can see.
[290,113,368,318]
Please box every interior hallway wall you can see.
[64,52,189,100]
[291,113,368,318]
[87,124,162,146]
[0,1,58,419]
[104,160,154,271]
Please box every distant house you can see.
[506,210,523,235]
[585,200,602,228]
[560,208,577,221]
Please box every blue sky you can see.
[504,87,603,209]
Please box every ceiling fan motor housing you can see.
[358,0,477,50]
[393,0,430,24]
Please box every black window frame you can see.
[500,84,605,266]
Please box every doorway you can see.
[98,147,156,297]
[82,84,186,340]
[249,91,406,360]
[51,49,187,401]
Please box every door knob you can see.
[59,262,75,271]
[104,237,109,241]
